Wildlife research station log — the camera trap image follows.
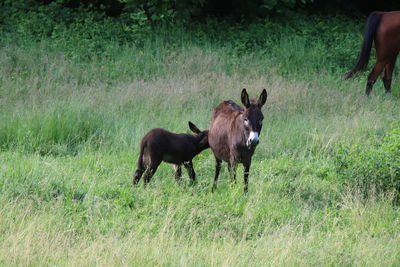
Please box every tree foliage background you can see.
[2,0,400,48]
[2,0,400,24]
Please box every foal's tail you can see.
[132,140,147,185]
[137,140,146,170]
[344,13,383,79]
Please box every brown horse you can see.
[345,11,400,95]
[208,89,267,193]
[132,122,209,186]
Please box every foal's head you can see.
[188,121,209,151]
[240,88,268,149]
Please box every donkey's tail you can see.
[344,13,383,79]
[132,140,147,186]
[137,140,146,170]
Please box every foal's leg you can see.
[183,161,196,185]
[132,166,146,186]
[133,154,146,186]
[366,61,386,95]
[212,158,222,192]
[382,56,398,94]
[143,159,161,186]
[228,160,237,184]
[243,162,251,193]
[174,164,182,183]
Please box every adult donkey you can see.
[345,11,400,95]
[209,88,267,193]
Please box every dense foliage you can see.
[335,127,400,194]
[2,0,400,27]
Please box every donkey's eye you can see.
[244,118,249,124]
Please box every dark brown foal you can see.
[133,122,209,186]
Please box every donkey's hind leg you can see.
[143,160,161,186]
[212,158,222,192]
[228,160,237,184]
[133,166,146,186]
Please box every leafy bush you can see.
[49,14,128,59]
[335,127,400,194]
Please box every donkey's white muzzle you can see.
[246,131,259,148]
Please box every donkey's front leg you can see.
[184,161,196,185]
[243,162,251,193]
[173,164,182,183]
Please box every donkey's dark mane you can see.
[225,100,242,111]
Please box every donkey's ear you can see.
[188,121,201,134]
[257,89,267,108]
[241,88,250,108]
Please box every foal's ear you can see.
[188,121,201,134]
[241,88,250,108]
[257,89,268,108]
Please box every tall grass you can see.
[1,14,400,265]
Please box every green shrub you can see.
[335,127,400,194]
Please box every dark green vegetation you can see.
[1,2,400,265]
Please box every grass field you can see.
[1,16,400,266]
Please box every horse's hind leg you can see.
[212,158,222,192]
[183,161,196,185]
[382,56,398,94]
[366,61,386,95]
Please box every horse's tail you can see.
[344,13,383,79]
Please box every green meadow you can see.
[1,14,400,266]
